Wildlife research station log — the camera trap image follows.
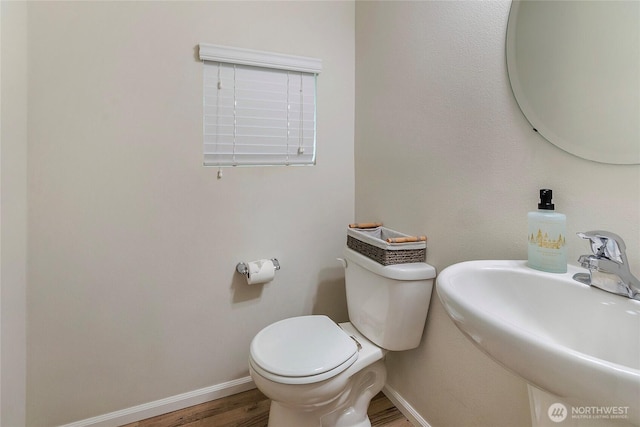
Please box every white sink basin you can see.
[437,260,640,425]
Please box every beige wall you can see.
[1,1,29,426]
[355,2,639,427]
[25,1,354,425]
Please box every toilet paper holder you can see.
[236,259,280,276]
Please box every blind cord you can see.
[232,64,237,166]
[286,71,291,165]
[298,72,305,155]
[216,63,222,170]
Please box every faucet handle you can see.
[577,230,625,263]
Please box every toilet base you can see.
[266,360,386,427]
[269,401,373,427]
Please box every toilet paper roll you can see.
[246,259,275,285]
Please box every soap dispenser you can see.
[527,189,567,273]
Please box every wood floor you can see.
[122,388,413,427]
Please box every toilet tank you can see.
[342,247,436,351]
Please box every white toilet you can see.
[248,247,436,427]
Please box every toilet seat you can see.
[250,315,359,385]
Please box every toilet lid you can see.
[250,315,358,379]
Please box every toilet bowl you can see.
[250,318,386,427]
[249,247,436,427]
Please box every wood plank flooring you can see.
[122,388,413,427]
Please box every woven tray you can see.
[347,226,426,265]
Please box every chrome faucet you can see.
[573,230,640,300]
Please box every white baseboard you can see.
[59,376,255,427]
[59,377,426,427]
[383,384,431,427]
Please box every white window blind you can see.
[199,44,322,167]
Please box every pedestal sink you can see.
[436,260,640,426]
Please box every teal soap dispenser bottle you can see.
[527,189,567,273]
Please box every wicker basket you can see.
[346,226,426,265]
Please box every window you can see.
[199,44,322,167]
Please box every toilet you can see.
[249,247,436,427]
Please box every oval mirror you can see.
[506,0,640,164]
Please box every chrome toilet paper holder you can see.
[236,258,280,276]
